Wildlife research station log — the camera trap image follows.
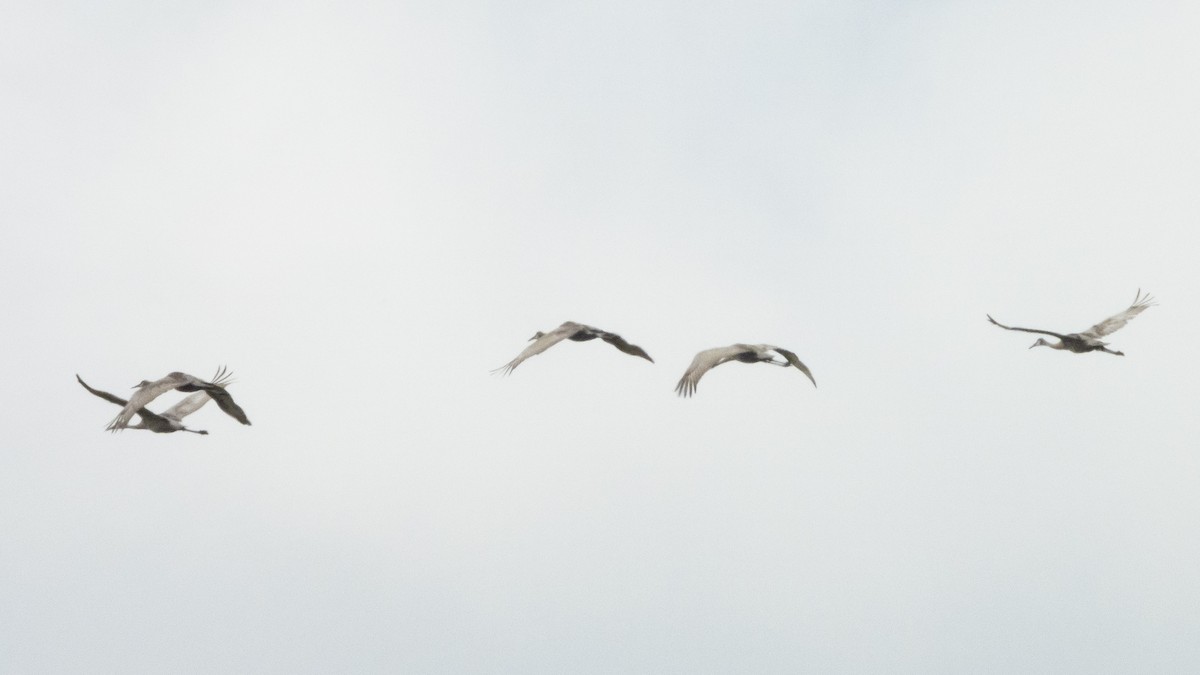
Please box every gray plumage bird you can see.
[106,367,251,431]
[675,344,816,397]
[78,375,218,435]
[493,321,654,375]
[987,290,1155,356]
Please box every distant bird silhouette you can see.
[493,321,654,375]
[988,290,1155,356]
[675,344,816,397]
[106,367,251,431]
[78,375,215,435]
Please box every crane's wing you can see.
[160,391,214,421]
[675,346,744,397]
[491,322,579,375]
[78,375,172,428]
[986,315,1067,340]
[772,347,817,388]
[598,331,654,363]
[202,386,251,425]
[1079,289,1155,339]
[77,374,129,407]
[106,373,190,431]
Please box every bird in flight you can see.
[675,344,816,397]
[493,321,654,375]
[987,289,1155,356]
[106,366,251,431]
[78,375,218,435]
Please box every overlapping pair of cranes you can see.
[77,367,251,436]
[77,290,1154,435]
[494,290,1156,393]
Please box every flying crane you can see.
[493,321,654,375]
[987,290,1155,355]
[675,344,816,397]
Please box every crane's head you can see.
[529,331,545,341]
[1029,338,1050,350]
[131,379,154,388]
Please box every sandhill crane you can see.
[107,367,251,431]
[987,290,1155,356]
[493,321,654,375]
[78,375,215,435]
[675,344,816,397]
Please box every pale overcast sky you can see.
[3,1,1199,672]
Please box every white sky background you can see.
[2,0,1199,672]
